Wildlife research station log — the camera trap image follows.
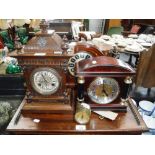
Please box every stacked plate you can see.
[143,115,155,135]
[128,34,138,39]
[138,100,155,135]
[125,43,144,52]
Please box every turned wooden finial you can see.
[40,19,48,33]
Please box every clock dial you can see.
[68,52,92,76]
[75,111,90,124]
[87,77,120,104]
[31,68,60,95]
[74,103,91,124]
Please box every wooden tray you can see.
[6,97,148,135]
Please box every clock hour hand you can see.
[102,83,108,97]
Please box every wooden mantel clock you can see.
[9,21,76,120]
[75,56,136,111]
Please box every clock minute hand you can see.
[41,74,49,84]
[41,74,54,86]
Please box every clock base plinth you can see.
[21,102,74,121]
[22,102,73,114]
[22,89,75,121]
[90,104,127,112]
[89,99,127,112]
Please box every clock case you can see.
[9,24,76,119]
[75,56,136,112]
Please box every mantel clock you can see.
[75,56,136,111]
[9,22,75,120]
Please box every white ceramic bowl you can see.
[139,100,155,116]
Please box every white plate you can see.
[128,34,138,39]
[125,47,144,52]
[135,39,146,43]
[125,38,135,45]
[117,41,127,47]
[125,43,144,52]
[105,41,116,47]
[138,34,147,40]
[143,115,155,130]
[112,34,123,39]
[100,35,111,40]
[140,42,152,47]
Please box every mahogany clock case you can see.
[75,56,136,111]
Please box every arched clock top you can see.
[74,42,103,56]
[75,56,136,77]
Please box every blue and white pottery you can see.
[143,115,155,135]
[139,100,155,116]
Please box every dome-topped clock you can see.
[75,56,136,111]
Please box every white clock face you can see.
[31,68,60,95]
[87,77,120,104]
[68,52,92,76]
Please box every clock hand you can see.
[41,73,49,84]
[102,83,108,97]
[41,73,46,81]
[81,113,83,120]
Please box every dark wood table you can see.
[6,97,148,135]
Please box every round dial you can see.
[30,68,60,95]
[68,52,92,76]
[74,103,91,124]
[75,111,90,124]
[87,77,120,104]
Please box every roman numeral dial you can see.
[31,68,60,95]
[68,52,92,76]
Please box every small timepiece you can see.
[87,77,120,104]
[30,67,61,95]
[75,103,91,124]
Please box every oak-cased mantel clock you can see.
[75,56,136,111]
[9,22,76,120]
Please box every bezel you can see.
[30,67,61,95]
[87,77,120,104]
